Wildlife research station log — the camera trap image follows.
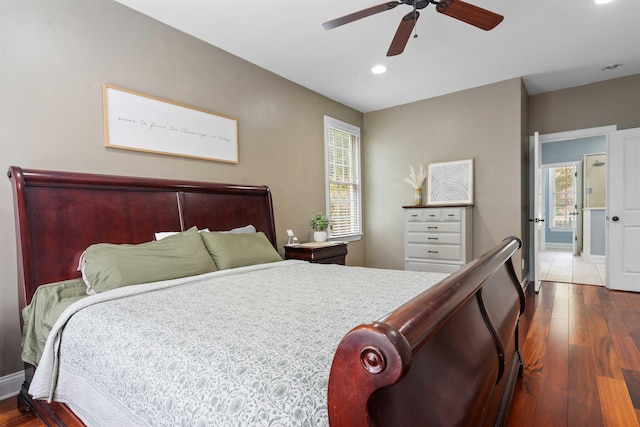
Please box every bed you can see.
[8,165,525,426]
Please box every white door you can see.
[531,126,616,293]
[573,161,583,256]
[607,127,640,291]
[532,132,544,292]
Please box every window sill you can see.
[329,233,362,243]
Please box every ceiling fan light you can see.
[595,0,614,4]
[371,65,387,74]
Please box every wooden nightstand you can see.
[284,242,348,265]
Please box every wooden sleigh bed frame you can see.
[8,166,525,426]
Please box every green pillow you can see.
[81,227,217,294]
[200,231,282,270]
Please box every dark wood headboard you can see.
[7,166,277,312]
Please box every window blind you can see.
[325,117,362,239]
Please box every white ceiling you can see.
[114,0,640,113]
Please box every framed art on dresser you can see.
[427,158,474,205]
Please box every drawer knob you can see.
[427,226,438,229]
[428,237,438,240]
[428,250,439,254]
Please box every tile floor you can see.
[539,248,606,286]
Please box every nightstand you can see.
[284,242,348,265]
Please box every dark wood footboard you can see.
[328,236,524,427]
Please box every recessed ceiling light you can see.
[595,0,614,4]
[602,63,623,71]
[371,65,387,74]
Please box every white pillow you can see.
[155,225,256,240]
[221,224,257,234]
[155,228,209,240]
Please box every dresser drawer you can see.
[407,222,461,233]
[406,210,425,222]
[440,208,462,221]
[405,261,462,274]
[422,210,442,221]
[407,232,462,245]
[406,243,462,261]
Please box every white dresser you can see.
[404,206,473,273]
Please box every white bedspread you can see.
[30,260,446,426]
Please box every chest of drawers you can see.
[404,206,473,273]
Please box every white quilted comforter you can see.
[30,260,446,426]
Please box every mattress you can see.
[29,260,447,426]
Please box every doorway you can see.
[542,163,581,254]
[539,248,606,285]
[539,162,604,285]
[529,125,616,290]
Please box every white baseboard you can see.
[0,370,24,400]
[545,243,572,250]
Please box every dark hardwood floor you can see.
[507,281,640,427]
[0,398,42,427]
[2,280,639,426]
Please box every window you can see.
[549,165,576,229]
[324,116,362,241]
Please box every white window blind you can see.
[324,116,362,240]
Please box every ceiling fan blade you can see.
[323,2,401,30]
[387,11,419,57]
[436,0,503,31]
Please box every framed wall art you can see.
[427,159,474,205]
[103,84,238,163]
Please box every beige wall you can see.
[363,78,526,276]
[0,0,364,376]
[529,74,640,134]
[4,0,639,385]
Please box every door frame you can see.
[528,125,616,291]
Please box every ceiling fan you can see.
[322,0,504,56]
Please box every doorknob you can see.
[612,216,620,222]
